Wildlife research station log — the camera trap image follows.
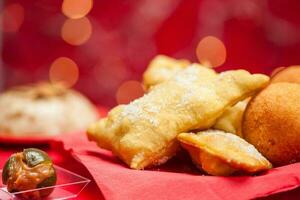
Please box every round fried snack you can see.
[2,148,56,199]
[271,65,300,84]
[177,130,272,176]
[243,83,300,166]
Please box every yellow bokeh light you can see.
[61,17,92,46]
[49,57,79,88]
[62,0,93,19]
[196,36,227,68]
[1,3,24,33]
[116,81,144,105]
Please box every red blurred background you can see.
[1,0,300,107]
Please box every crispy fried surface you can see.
[213,99,249,137]
[87,66,269,169]
[143,55,191,89]
[243,83,300,166]
[143,56,255,137]
[177,130,272,176]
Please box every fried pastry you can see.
[142,57,254,137]
[87,66,269,169]
[143,55,191,89]
[213,99,250,137]
[177,130,272,176]
[243,83,300,166]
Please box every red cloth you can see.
[2,132,300,200]
[57,132,300,200]
[1,107,300,199]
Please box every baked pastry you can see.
[213,99,249,137]
[143,55,191,90]
[0,82,98,137]
[87,65,269,169]
[243,82,300,166]
[177,130,272,176]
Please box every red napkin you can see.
[57,132,300,200]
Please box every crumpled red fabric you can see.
[56,131,300,200]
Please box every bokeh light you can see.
[270,66,285,77]
[62,0,93,19]
[196,36,227,68]
[116,80,144,105]
[1,3,24,33]
[61,17,92,46]
[49,57,79,88]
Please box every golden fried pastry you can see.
[243,83,300,166]
[88,66,269,169]
[143,55,191,89]
[271,65,300,84]
[143,56,252,137]
[213,99,250,137]
[177,130,272,176]
[0,82,98,137]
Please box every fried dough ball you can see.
[243,83,300,166]
[271,66,300,84]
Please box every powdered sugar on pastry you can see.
[88,66,269,170]
[177,130,272,175]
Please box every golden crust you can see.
[243,82,300,166]
[177,130,272,176]
[88,66,269,169]
[142,56,255,137]
[213,99,249,137]
[143,55,191,89]
[271,65,300,84]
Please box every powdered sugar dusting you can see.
[198,130,270,165]
[121,94,160,127]
[120,65,215,128]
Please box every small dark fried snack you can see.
[243,82,300,166]
[2,148,56,199]
[177,130,272,176]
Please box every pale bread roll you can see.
[0,83,98,137]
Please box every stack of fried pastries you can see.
[87,55,271,175]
